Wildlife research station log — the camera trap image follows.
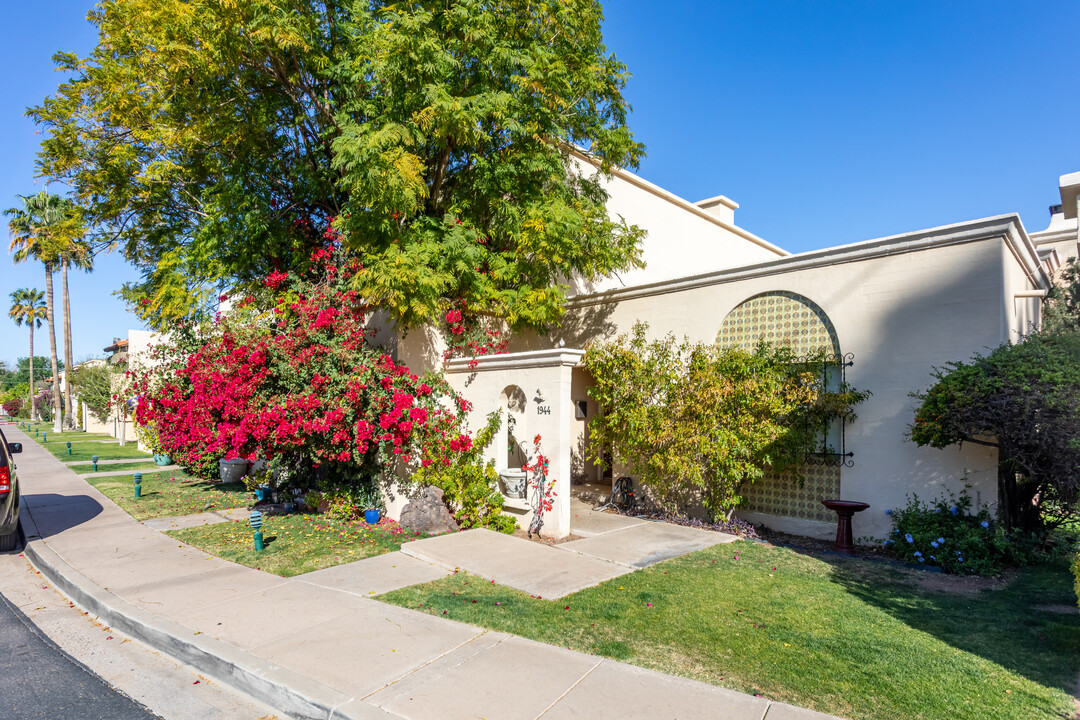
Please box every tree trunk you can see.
[45,267,62,434]
[28,324,36,423]
[62,263,74,429]
[996,449,1042,533]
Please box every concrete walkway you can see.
[401,500,737,598]
[7,426,840,720]
[141,507,251,533]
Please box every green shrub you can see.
[584,322,870,519]
[882,485,1022,576]
[316,479,382,520]
[1073,552,1080,609]
[413,411,516,534]
[183,451,224,481]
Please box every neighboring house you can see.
[93,331,158,447]
[102,337,129,365]
[397,167,1077,540]
[71,358,110,435]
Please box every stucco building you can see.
[398,165,1078,541]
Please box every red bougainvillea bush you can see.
[132,244,475,497]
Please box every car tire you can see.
[0,521,19,552]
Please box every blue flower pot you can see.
[153,453,171,466]
[364,508,381,525]
[255,486,271,502]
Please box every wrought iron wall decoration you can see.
[801,351,856,468]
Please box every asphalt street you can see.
[0,553,161,720]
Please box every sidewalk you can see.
[9,426,839,720]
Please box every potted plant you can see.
[243,472,272,501]
[304,490,325,513]
[139,421,171,466]
[219,456,250,483]
[356,483,383,525]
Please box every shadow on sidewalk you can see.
[22,494,104,539]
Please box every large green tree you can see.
[911,330,1080,534]
[7,290,48,422]
[32,0,645,332]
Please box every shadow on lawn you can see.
[169,479,247,495]
[818,551,1080,695]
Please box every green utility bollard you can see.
[42,432,46,442]
[134,473,142,498]
[66,441,72,455]
[249,510,265,551]
[92,455,99,472]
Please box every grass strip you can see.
[168,514,426,577]
[18,426,114,442]
[84,470,249,521]
[45,441,151,462]
[379,539,1080,720]
[77,461,178,475]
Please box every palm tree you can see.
[58,241,93,428]
[6,191,82,433]
[8,289,47,422]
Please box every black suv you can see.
[0,427,22,551]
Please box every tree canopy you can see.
[32,0,646,332]
[5,192,85,269]
[1043,257,1080,334]
[911,330,1080,533]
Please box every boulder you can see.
[399,486,459,535]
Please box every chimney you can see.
[694,195,739,226]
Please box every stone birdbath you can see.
[821,499,870,555]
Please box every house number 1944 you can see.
[537,405,551,415]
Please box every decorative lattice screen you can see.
[741,468,839,523]
[716,291,840,356]
[717,291,842,522]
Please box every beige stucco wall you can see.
[82,404,112,435]
[439,351,581,538]
[566,154,787,295]
[394,193,1050,542]
[498,217,1047,541]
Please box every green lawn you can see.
[167,514,426,577]
[379,539,1080,720]
[49,442,151,462]
[77,461,176,475]
[18,424,112,441]
[16,427,149,462]
[84,470,250,521]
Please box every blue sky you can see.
[3,1,1080,370]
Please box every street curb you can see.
[20,506,384,720]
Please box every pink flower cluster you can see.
[134,249,477,480]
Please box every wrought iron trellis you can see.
[799,351,856,468]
